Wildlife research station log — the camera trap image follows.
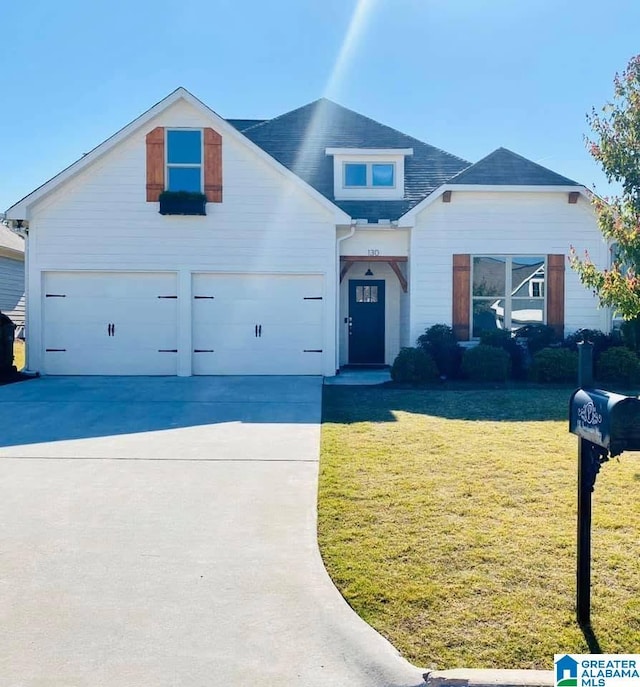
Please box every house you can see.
[0,221,25,339]
[4,88,608,376]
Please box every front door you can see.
[348,280,385,364]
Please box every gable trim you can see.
[6,88,351,224]
[397,184,590,226]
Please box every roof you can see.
[0,224,24,256]
[447,147,580,186]
[226,119,268,131]
[241,98,471,222]
[6,89,583,225]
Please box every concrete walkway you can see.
[0,376,424,686]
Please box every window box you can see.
[159,191,207,216]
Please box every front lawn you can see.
[318,386,640,670]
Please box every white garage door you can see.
[192,273,324,375]
[43,272,178,375]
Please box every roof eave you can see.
[397,184,590,226]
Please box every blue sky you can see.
[1,0,638,211]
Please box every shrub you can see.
[596,347,640,386]
[480,329,526,380]
[391,347,439,384]
[514,324,558,354]
[620,317,640,354]
[529,348,578,383]
[461,345,511,382]
[563,328,620,361]
[416,324,462,379]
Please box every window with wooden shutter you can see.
[146,127,165,202]
[452,254,471,340]
[146,126,223,203]
[546,254,565,339]
[203,127,222,203]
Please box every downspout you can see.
[335,221,356,374]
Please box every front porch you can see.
[338,254,410,368]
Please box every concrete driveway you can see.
[0,376,424,686]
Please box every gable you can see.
[6,89,349,224]
[448,147,580,186]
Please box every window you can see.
[344,162,395,188]
[166,129,202,192]
[355,285,378,303]
[472,256,545,337]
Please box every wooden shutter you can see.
[146,127,165,202]
[204,128,223,203]
[547,254,565,339]
[452,254,471,341]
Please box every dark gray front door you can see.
[348,280,385,364]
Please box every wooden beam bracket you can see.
[388,260,408,292]
[340,260,354,282]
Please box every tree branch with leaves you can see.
[570,54,640,319]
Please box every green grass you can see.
[13,340,25,371]
[319,386,640,670]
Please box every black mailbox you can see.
[570,388,640,456]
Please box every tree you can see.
[569,54,640,319]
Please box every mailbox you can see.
[570,388,640,456]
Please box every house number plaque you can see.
[367,249,380,256]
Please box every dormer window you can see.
[344,162,395,188]
[166,129,202,192]
[327,148,412,201]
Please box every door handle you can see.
[255,324,258,338]
[107,323,115,337]
[258,325,262,337]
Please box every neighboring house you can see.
[4,88,609,376]
[0,222,25,338]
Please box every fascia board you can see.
[398,183,590,226]
[0,245,24,260]
[325,147,414,156]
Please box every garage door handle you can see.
[255,325,258,337]
[258,325,262,337]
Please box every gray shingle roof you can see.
[447,147,579,186]
[240,98,470,222]
[226,119,268,132]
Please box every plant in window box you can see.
[158,191,207,216]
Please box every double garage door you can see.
[42,271,324,375]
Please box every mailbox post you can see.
[569,342,640,626]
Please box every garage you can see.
[42,271,178,375]
[192,273,324,375]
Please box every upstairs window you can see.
[166,129,202,192]
[344,162,395,188]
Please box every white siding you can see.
[409,191,608,343]
[25,100,337,375]
[0,255,25,332]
